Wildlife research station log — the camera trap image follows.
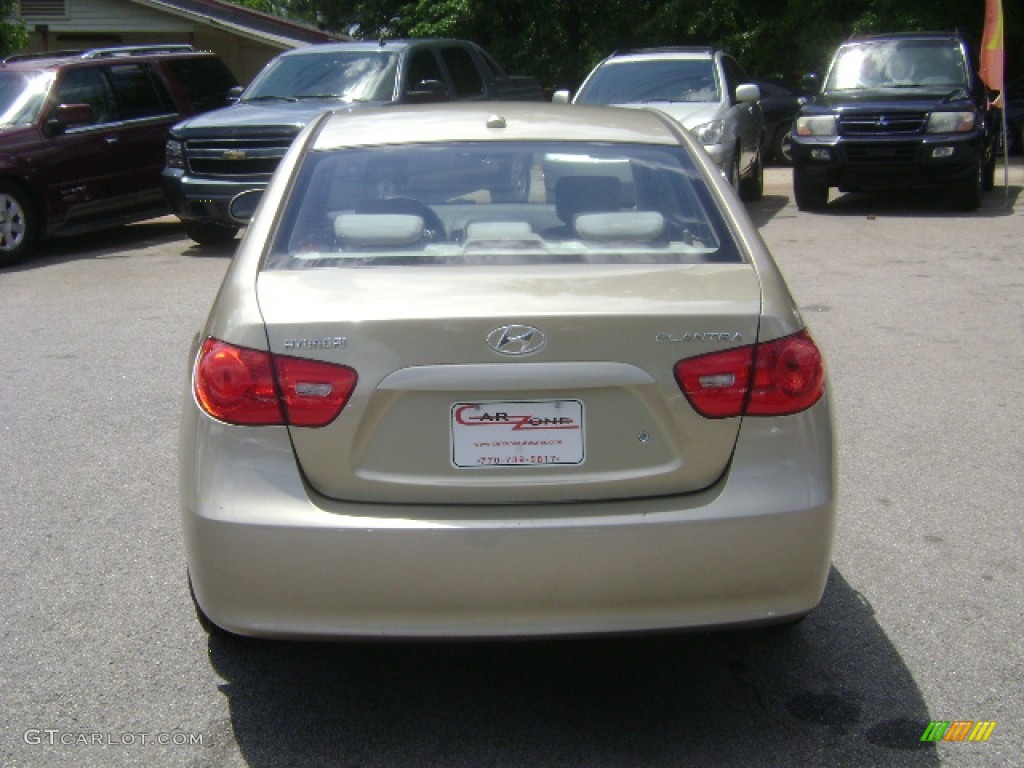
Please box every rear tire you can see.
[0,183,37,266]
[185,222,239,246]
[793,170,828,211]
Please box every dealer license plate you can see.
[451,400,585,468]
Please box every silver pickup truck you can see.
[162,38,544,245]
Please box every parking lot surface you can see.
[2,163,1021,767]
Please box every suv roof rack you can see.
[3,44,196,64]
[613,45,718,56]
[81,44,196,59]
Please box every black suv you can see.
[791,32,998,211]
[0,45,237,265]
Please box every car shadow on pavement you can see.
[745,194,790,228]
[2,219,187,273]
[203,567,941,767]
[817,185,1020,219]
[1,218,237,272]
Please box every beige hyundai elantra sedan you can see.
[180,102,835,638]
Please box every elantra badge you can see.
[487,324,546,356]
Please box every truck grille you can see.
[839,112,927,136]
[185,138,295,177]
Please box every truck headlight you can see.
[926,111,975,133]
[691,120,725,146]
[166,139,185,170]
[795,115,838,137]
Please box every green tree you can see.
[0,0,27,57]
[229,0,1019,89]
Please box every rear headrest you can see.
[334,213,424,247]
[574,211,665,243]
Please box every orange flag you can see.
[980,0,1004,106]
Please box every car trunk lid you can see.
[256,264,761,506]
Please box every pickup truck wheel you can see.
[185,222,239,246]
[0,183,36,266]
[491,156,531,202]
[739,144,764,201]
[951,159,983,211]
[793,170,828,211]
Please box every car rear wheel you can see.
[739,143,764,201]
[185,222,239,246]
[0,183,37,266]
[793,170,828,211]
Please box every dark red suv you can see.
[0,44,237,266]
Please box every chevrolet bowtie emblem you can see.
[222,149,248,160]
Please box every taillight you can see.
[274,354,358,427]
[194,338,357,427]
[674,330,824,418]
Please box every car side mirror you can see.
[226,85,244,103]
[406,79,448,104]
[47,103,95,133]
[801,73,820,93]
[551,90,571,104]
[735,83,760,103]
[228,189,263,224]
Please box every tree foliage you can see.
[250,0,1019,88]
[0,0,28,58]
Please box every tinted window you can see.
[51,67,116,125]
[264,141,741,270]
[164,57,238,111]
[107,63,173,119]
[406,50,446,94]
[441,46,484,98]
[577,59,719,104]
[720,56,747,99]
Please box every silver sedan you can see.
[181,102,835,638]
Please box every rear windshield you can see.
[825,39,968,91]
[263,140,743,270]
[576,59,720,104]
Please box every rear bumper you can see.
[791,132,983,190]
[181,393,837,638]
[161,169,268,225]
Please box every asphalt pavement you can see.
[1,162,1022,767]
